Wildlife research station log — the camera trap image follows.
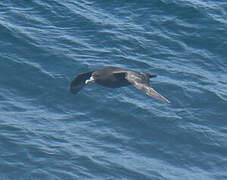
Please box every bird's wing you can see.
[125,72,170,103]
[70,71,93,94]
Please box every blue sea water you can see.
[0,0,227,179]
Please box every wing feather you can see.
[126,72,170,103]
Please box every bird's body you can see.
[70,66,170,103]
[92,67,131,88]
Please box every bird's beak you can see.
[85,76,95,84]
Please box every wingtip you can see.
[161,96,171,103]
[145,87,170,104]
[166,99,171,104]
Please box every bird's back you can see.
[94,67,131,88]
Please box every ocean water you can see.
[0,0,227,179]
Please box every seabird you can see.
[70,66,170,103]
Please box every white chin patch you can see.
[85,76,94,84]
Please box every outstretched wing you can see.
[70,71,93,94]
[125,72,170,103]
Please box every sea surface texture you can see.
[0,0,227,180]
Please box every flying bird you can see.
[70,66,170,103]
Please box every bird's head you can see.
[85,71,103,84]
[85,75,95,84]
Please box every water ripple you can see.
[1,0,227,179]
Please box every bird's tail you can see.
[147,73,157,78]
